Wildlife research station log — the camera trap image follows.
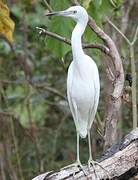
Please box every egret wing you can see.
[88,62,100,128]
[67,62,77,124]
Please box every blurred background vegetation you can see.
[0,0,137,179]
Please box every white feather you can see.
[67,56,100,138]
[66,6,100,138]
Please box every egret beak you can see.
[45,10,72,17]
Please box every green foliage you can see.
[45,0,115,60]
[46,0,73,58]
[88,0,113,25]
[0,0,137,179]
[92,0,103,8]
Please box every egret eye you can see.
[73,10,77,14]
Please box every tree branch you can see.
[106,18,138,129]
[87,17,124,150]
[32,128,138,180]
[36,27,110,56]
[43,0,53,12]
[107,18,131,45]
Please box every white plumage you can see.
[66,6,100,139]
[67,57,100,138]
[46,5,100,173]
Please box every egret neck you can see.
[71,20,87,62]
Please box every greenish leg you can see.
[88,130,110,179]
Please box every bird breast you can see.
[71,72,94,107]
[68,59,98,108]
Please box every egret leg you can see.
[88,130,99,179]
[88,130,110,179]
[61,132,87,176]
[76,131,80,162]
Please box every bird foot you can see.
[61,161,87,176]
[88,159,110,180]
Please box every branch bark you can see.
[87,16,124,150]
[32,128,138,180]
[107,18,138,129]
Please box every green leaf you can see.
[88,0,113,23]
[46,0,73,58]
[11,5,22,19]
[82,0,92,9]
[92,0,102,8]
[86,0,113,63]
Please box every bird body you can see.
[45,6,101,174]
[67,56,100,138]
[67,9,100,138]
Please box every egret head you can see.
[45,6,89,23]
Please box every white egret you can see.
[46,6,101,175]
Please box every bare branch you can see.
[87,16,124,150]
[130,45,137,128]
[131,26,138,45]
[36,27,71,45]
[107,18,131,45]
[33,83,66,100]
[106,18,138,129]
[36,27,110,55]
[43,0,53,12]
[32,128,138,180]
[0,79,66,100]
[107,19,138,46]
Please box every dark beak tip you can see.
[44,12,58,17]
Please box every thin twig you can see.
[10,117,25,180]
[0,79,66,100]
[131,26,138,45]
[33,83,66,100]
[36,27,71,45]
[43,0,53,12]
[130,46,137,128]
[107,18,131,45]
[51,114,68,160]
[0,150,6,180]
[107,19,138,46]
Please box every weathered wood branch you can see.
[87,16,124,150]
[32,128,138,180]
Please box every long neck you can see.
[71,21,87,60]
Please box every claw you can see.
[88,160,100,180]
[88,159,110,179]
